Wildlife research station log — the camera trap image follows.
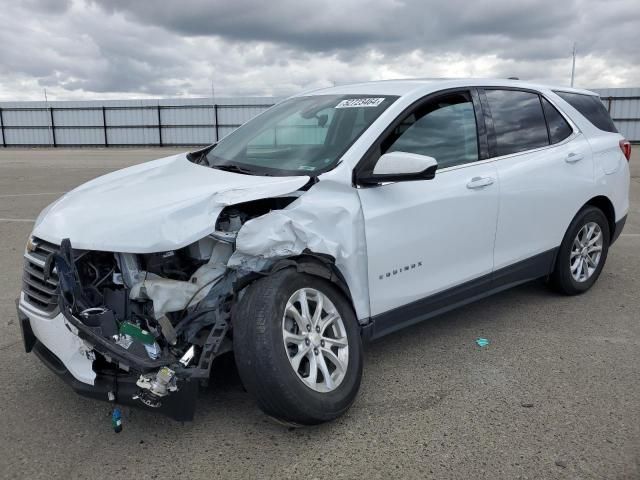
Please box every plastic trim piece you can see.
[59,303,174,373]
[611,214,627,245]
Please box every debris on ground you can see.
[475,337,490,347]
[112,408,123,433]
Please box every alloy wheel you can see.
[282,288,349,393]
[570,221,603,282]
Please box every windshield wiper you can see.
[212,164,263,176]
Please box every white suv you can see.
[17,79,630,425]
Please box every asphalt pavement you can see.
[1,147,638,479]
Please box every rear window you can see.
[485,89,549,156]
[554,91,618,133]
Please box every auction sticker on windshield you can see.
[336,98,385,108]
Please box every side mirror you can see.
[316,113,328,127]
[357,151,438,185]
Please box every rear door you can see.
[357,89,500,320]
[481,88,594,272]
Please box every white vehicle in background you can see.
[17,79,630,425]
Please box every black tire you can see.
[550,206,610,295]
[233,268,363,425]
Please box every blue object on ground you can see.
[112,408,123,433]
[475,337,490,347]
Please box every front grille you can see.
[23,237,60,314]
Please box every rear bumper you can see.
[611,214,627,245]
[17,299,198,422]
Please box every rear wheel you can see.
[550,206,610,295]
[233,268,363,425]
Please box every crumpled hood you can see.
[33,153,309,253]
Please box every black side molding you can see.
[366,248,558,340]
[611,214,627,245]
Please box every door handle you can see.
[565,152,583,163]
[466,176,494,189]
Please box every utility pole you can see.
[570,42,576,87]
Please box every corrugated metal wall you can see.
[0,89,638,147]
[0,97,279,147]
[592,88,640,142]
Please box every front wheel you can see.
[550,206,610,295]
[233,268,363,425]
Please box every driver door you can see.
[356,90,499,332]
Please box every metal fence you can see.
[0,89,638,147]
[0,98,277,147]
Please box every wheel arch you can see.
[583,195,616,237]
[550,195,616,280]
[233,252,356,313]
[268,253,355,307]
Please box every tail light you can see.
[619,139,631,161]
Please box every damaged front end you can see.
[48,202,282,420]
[20,156,370,422]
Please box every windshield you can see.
[204,94,397,176]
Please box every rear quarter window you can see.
[541,97,573,144]
[553,91,618,133]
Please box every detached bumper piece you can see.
[44,344,197,421]
[17,304,197,421]
[18,301,198,421]
[58,302,228,421]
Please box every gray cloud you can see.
[89,0,398,51]
[87,0,639,61]
[21,0,73,15]
[0,0,638,101]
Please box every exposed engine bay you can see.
[51,197,298,416]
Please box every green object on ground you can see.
[119,322,155,345]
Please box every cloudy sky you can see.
[1,0,639,101]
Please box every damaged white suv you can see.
[17,79,630,425]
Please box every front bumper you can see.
[17,298,198,421]
[17,293,96,384]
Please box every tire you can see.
[550,206,610,295]
[233,268,363,425]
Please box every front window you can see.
[204,95,397,176]
[381,92,479,170]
